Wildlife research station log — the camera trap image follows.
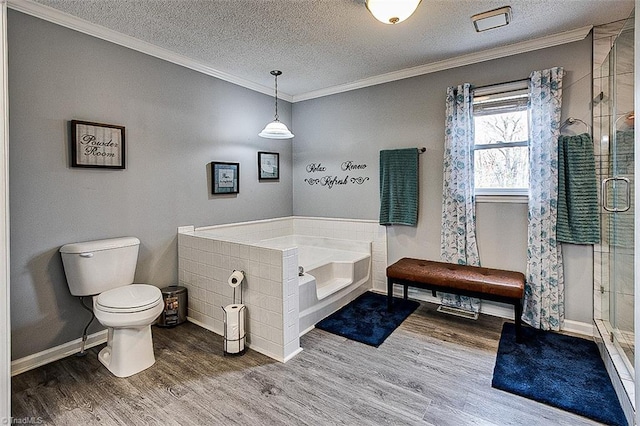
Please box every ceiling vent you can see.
[471,6,512,32]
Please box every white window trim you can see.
[475,192,528,204]
[475,140,528,150]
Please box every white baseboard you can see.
[403,287,515,319]
[563,319,594,337]
[186,317,287,363]
[397,287,594,337]
[186,316,219,335]
[299,325,315,337]
[11,330,107,377]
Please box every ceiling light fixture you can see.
[259,70,294,139]
[365,0,422,25]
[471,6,512,32]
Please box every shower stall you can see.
[593,11,635,421]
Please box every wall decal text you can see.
[306,163,326,173]
[303,160,370,189]
[341,161,367,171]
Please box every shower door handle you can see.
[602,177,631,212]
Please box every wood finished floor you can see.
[12,300,603,425]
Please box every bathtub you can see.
[178,216,386,362]
[258,235,372,334]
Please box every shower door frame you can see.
[592,11,637,424]
[604,23,636,372]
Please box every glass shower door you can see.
[602,20,635,368]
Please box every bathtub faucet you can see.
[298,266,304,276]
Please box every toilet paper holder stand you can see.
[222,270,246,356]
[222,304,246,356]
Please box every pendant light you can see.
[259,70,294,139]
[366,0,422,25]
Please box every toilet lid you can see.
[96,284,162,313]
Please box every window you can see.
[473,84,529,198]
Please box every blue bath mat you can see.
[492,322,627,425]
[315,291,419,347]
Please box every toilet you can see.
[60,237,164,378]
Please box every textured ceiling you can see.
[28,0,635,99]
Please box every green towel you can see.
[557,133,599,244]
[379,148,419,226]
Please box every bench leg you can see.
[514,299,523,343]
[387,278,394,311]
[403,285,408,300]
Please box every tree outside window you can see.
[473,91,529,195]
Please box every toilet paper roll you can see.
[223,303,245,354]
[227,270,244,288]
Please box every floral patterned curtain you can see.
[440,83,481,312]
[522,67,565,330]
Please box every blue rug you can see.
[315,291,419,347]
[492,322,627,425]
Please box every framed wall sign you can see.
[211,162,239,194]
[258,151,279,180]
[71,120,125,169]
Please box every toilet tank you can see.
[60,237,140,296]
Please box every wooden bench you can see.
[386,258,525,342]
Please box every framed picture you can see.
[71,120,125,169]
[258,151,279,180]
[211,162,239,194]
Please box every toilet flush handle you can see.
[79,252,94,258]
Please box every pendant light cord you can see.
[273,73,279,121]
[270,70,283,122]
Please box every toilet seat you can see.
[96,284,162,313]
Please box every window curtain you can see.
[522,67,565,330]
[440,83,481,312]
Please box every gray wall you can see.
[8,11,293,359]
[292,35,594,324]
[9,10,596,360]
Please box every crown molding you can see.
[292,25,592,102]
[9,0,590,104]
[7,0,293,102]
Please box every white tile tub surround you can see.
[194,217,294,242]
[178,227,298,362]
[178,217,387,363]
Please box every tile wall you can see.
[178,227,298,362]
[177,217,387,363]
